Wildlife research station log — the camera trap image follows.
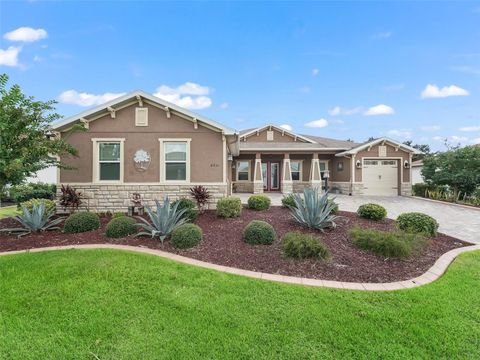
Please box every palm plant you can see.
[0,203,64,237]
[288,188,341,231]
[136,197,188,243]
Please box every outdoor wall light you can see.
[356,160,362,168]
[404,160,410,168]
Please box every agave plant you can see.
[136,197,187,243]
[0,203,64,238]
[288,188,341,232]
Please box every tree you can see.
[403,140,430,161]
[0,74,79,204]
[422,145,480,197]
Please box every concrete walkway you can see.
[237,193,480,244]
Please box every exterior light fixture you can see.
[356,160,362,168]
[404,160,410,168]
[323,169,330,191]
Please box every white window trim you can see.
[91,138,125,184]
[236,160,251,182]
[159,138,191,183]
[135,107,149,127]
[290,160,303,182]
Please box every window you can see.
[290,161,301,181]
[237,161,250,181]
[164,142,187,181]
[337,161,344,171]
[97,141,122,181]
[135,107,148,126]
[319,161,328,179]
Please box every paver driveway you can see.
[238,193,480,244]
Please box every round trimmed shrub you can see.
[20,198,56,215]
[396,212,439,236]
[243,220,276,245]
[216,197,242,218]
[171,223,203,248]
[112,212,126,219]
[247,195,271,210]
[64,212,100,233]
[329,199,339,214]
[357,203,387,221]
[282,232,330,260]
[281,194,297,208]
[105,216,137,238]
[171,198,198,222]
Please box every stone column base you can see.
[281,180,293,194]
[253,181,264,194]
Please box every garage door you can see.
[363,159,398,196]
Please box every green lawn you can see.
[1,249,479,359]
[0,205,19,219]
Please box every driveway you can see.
[237,193,480,244]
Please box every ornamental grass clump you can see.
[243,220,276,245]
[396,212,439,236]
[64,212,100,233]
[289,188,341,231]
[0,203,64,238]
[136,197,187,243]
[20,198,56,217]
[106,216,137,238]
[357,203,387,221]
[349,227,427,258]
[282,232,330,260]
[247,195,271,210]
[171,223,203,249]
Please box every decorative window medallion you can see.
[133,149,151,171]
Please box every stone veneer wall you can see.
[328,182,351,195]
[57,184,228,213]
[232,182,254,193]
[348,182,412,196]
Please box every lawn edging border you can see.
[411,196,480,211]
[1,243,479,291]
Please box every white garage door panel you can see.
[363,160,398,196]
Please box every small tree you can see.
[403,140,431,161]
[0,74,79,205]
[422,145,480,198]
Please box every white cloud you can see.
[58,90,126,106]
[312,68,319,76]
[450,135,469,142]
[153,82,212,109]
[471,137,480,144]
[3,27,47,42]
[420,125,440,132]
[0,46,22,67]
[451,66,480,76]
[33,55,43,62]
[387,129,411,139]
[372,31,392,39]
[279,124,293,131]
[304,118,329,128]
[219,102,228,109]
[432,136,443,141]
[364,104,395,116]
[459,125,480,132]
[421,84,469,98]
[328,106,362,116]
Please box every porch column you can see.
[282,153,293,194]
[253,153,264,194]
[310,153,323,190]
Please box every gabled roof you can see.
[239,124,316,144]
[335,137,422,156]
[52,90,237,135]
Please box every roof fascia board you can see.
[335,137,421,156]
[240,124,316,144]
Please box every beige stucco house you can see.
[53,90,420,212]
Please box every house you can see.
[411,160,424,184]
[52,90,420,212]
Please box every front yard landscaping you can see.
[1,248,479,359]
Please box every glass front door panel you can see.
[262,163,268,189]
[270,163,279,190]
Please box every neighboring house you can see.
[26,166,58,184]
[52,90,420,212]
[411,160,424,184]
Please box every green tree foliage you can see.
[0,74,79,201]
[422,145,480,196]
[403,140,431,161]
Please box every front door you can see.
[262,161,280,191]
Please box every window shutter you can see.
[135,108,148,126]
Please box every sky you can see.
[1,1,480,150]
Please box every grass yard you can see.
[0,205,19,219]
[1,249,479,359]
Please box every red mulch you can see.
[0,207,471,283]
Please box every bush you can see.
[59,184,82,212]
[349,227,426,258]
[171,198,198,222]
[113,212,126,219]
[329,199,339,214]
[247,195,271,210]
[282,194,297,208]
[412,183,438,197]
[216,197,242,218]
[20,198,56,216]
[10,183,56,203]
[282,232,330,260]
[106,216,137,238]
[396,212,439,236]
[357,203,387,221]
[64,212,100,233]
[171,223,203,248]
[243,220,276,245]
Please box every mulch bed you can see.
[0,207,471,283]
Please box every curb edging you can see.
[1,243,479,291]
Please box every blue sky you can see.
[1,1,479,149]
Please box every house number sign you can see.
[133,149,151,171]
